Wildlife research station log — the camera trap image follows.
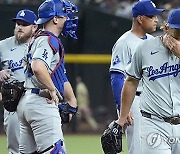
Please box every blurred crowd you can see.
[0,0,179,21]
[79,0,180,20]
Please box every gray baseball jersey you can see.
[0,36,27,82]
[24,35,60,89]
[109,31,153,91]
[0,36,28,154]
[126,36,180,117]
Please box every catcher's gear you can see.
[37,0,78,39]
[58,102,78,124]
[101,121,123,154]
[1,80,25,112]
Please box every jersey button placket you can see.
[169,76,176,115]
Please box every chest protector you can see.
[28,29,65,95]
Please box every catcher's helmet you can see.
[37,0,67,24]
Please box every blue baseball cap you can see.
[37,0,67,24]
[12,9,37,25]
[167,9,180,29]
[132,0,165,17]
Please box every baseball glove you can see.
[1,80,25,112]
[58,102,78,124]
[101,120,123,154]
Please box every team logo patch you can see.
[20,10,25,17]
[42,49,48,60]
[112,55,121,66]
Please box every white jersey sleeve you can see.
[110,39,131,74]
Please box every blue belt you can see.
[30,88,52,99]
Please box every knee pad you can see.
[50,139,65,154]
[40,139,65,154]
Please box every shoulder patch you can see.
[48,36,60,54]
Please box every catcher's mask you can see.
[37,0,78,39]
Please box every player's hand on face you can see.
[163,34,178,50]
[0,69,11,82]
[47,89,59,105]
[163,34,180,57]
[163,34,174,50]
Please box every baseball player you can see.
[0,10,38,154]
[16,0,78,153]
[109,0,164,153]
[116,8,180,154]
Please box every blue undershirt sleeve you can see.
[110,71,125,111]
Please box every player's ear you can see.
[136,15,143,24]
[53,16,58,25]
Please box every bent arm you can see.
[31,60,55,91]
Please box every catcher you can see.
[16,0,78,153]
